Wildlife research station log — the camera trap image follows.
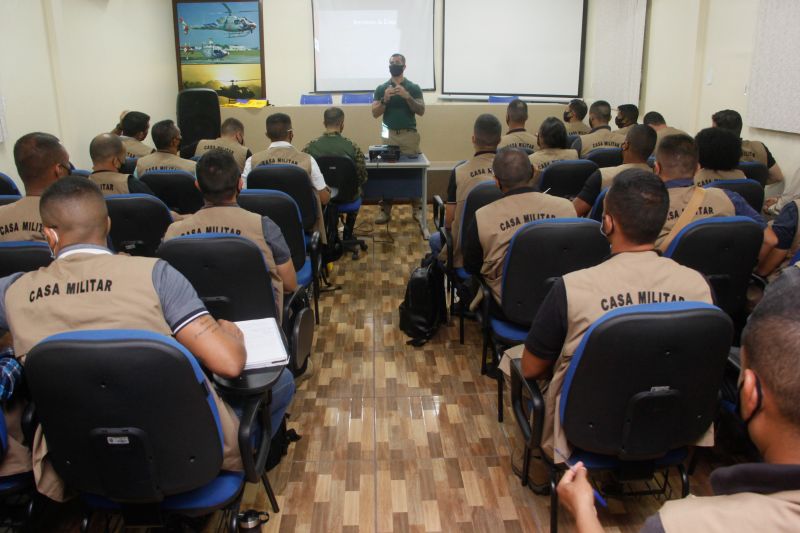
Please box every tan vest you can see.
[529,148,579,188]
[599,162,652,190]
[195,137,249,172]
[694,168,747,187]
[450,153,496,268]
[565,122,590,135]
[740,139,769,166]
[656,185,736,249]
[476,191,576,304]
[542,251,714,460]
[163,206,284,319]
[578,128,624,157]
[658,489,800,533]
[615,124,635,136]
[90,170,130,196]
[4,251,243,500]
[0,196,44,242]
[655,126,689,149]
[136,151,197,176]
[121,137,153,159]
[250,145,313,177]
[498,130,538,151]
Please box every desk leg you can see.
[420,168,430,239]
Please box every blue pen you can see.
[554,448,608,508]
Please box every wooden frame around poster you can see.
[171,0,266,100]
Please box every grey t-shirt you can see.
[261,216,291,266]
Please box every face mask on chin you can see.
[389,64,404,77]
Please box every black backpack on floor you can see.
[399,256,447,346]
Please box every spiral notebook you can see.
[235,317,289,370]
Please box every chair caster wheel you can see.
[359,243,368,251]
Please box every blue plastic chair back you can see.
[342,93,373,104]
[0,174,21,196]
[488,95,518,103]
[300,94,333,105]
[0,195,21,207]
[589,188,608,222]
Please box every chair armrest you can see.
[510,358,545,448]
[478,277,492,328]
[282,289,303,330]
[21,401,37,448]
[308,231,321,271]
[237,389,272,484]
[433,195,445,231]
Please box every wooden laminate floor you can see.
[36,205,733,532]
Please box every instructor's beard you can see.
[389,65,404,77]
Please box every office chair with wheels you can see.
[737,161,768,187]
[0,242,52,278]
[584,148,623,168]
[0,195,21,207]
[0,175,20,196]
[539,160,599,199]
[140,170,204,215]
[315,155,368,260]
[106,194,173,256]
[511,302,732,532]
[704,179,765,213]
[25,329,280,532]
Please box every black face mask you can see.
[389,64,404,77]
[563,111,571,122]
[615,117,625,129]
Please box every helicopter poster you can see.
[172,0,265,100]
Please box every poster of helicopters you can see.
[172,1,265,99]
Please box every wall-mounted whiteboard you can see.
[312,0,435,92]
[442,0,586,97]
[747,0,800,134]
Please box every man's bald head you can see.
[40,176,109,244]
[90,133,126,165]
[493,148,532,190]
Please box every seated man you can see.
[642,111,688,150]
[571,100,625,157]
[243,113,330,205]
[163,150,297,320]
[693,127,747,187]
[614,103,639,135]
[463,148,576,309]
[712,109,784,186]
[517,169,714,471]
[756,197,800,280]
[529,118,578,187]
[89,133,154,195]
[0,132,71,242]
[134,120,197,177]
[0,176,295,501]
[194,117,252,173]
[115,111,154,159]
[430,114,500,266]
[653,134,775,257]
[563,99,591,136]
[574,124,657,216]
[557,271,800,532]
[303,106,368,242]
[498,99,539,151]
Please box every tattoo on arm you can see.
[192,315,220,340]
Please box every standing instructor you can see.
[372,53,425,224]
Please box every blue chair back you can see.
[501,219,609,325]
[300,94,333,105]
[247,165,318,232]
[0,241,52,278]
[737,161,768,187]
[566,134,579,148]
[561,303,732,459]
[664,216,762,316]
[588,188,608,222]
[704,179,764,213]
[157,234,279,321]
[791,248,800,266]
[458,181,503,251]
[0,174,21,196]
[238,190,306,272]
[341,93,373,104]
[106,194,173,256]
[0,195,21,207]
[70,169,91,177]
[139,170,203,215]
[584,148,623,168]
[121,157,138,175]
[25,330,224,501]
[539,160,599,199]
[0,405,7,460]
[488,95,518,103]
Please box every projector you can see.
[368,144,401,162]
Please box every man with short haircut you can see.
[574,124,657,216]
[303,107,368,241]
[89,133,153,196]
[431,114,500,266]
[498,99,538,151]
[0,132,70,242]
[0,176,295,501]
[194,118,252,173]
[372,53,426,224]
[653,134,775,256]
[463,148,576,307]
[693,127,747,187]
[116,111,154,159]
[642,111,688,150]
[134,120,196,177]
[164,150,297,320]
[515,169,715,475]
[557,271,800,532]
[571,100,625,157]
[563,99,590,136]
[614,104,639,135]
[529,117,578,187]
[712,109,784,185]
